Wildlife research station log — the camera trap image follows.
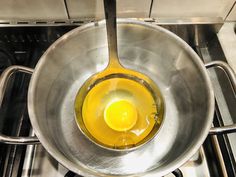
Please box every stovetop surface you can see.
[0,24,235,177]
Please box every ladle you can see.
[74,0,164,150]
[77,0,161,97]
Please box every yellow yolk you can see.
[104,100,137,131]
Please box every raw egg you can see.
[75,75,164,149]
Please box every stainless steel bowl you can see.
[4,19,233,176]
[27,19,215,176]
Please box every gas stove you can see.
[0,20,235,177]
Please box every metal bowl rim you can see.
[27,18,215,177]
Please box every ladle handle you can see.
[0,65,39,144]
[205,61,236,134]
[104,0,120,67]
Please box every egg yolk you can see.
[104,100,137,132]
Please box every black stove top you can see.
[0,24,235,177]
[0,26,74,177]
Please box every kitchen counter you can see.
[217,22,236,71]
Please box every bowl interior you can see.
[28,20,213,176]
